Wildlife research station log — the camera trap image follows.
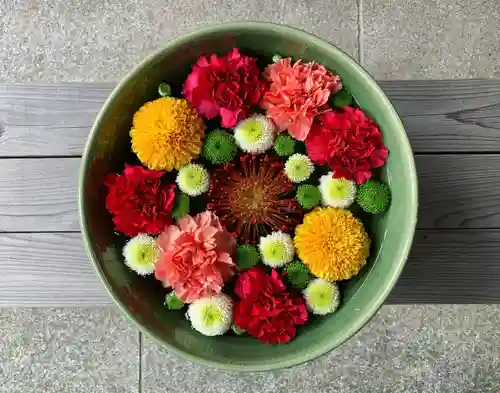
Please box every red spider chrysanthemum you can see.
[208,155,303,244]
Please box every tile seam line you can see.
[139,331,143,393]
[357,0,364,65]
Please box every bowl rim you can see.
[78,21,418,372]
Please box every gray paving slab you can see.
[0,0,358,83]
[142,305,500,393]
[0,308,139,393]
[362,0,500,79]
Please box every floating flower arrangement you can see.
[104,48,391,344]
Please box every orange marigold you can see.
[130,97,205,171]
[294,207,370,281]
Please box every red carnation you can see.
[233,266,308,344]
[306,107,388,184]
[183,48,266,128]
[104,165,176,237]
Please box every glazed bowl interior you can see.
[79,22,418,372]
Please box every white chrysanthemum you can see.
[234,115,275,154]
[176,163,209,196]
[186,294,233,336]
[122,234,159,276]
[284,153,314,183]
[303,278,340,315]
[319,171,356,208]
[259,231,295,267]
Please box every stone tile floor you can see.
[2,306,500,392]
[1,0,500,391]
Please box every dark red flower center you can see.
[208,155,303,244]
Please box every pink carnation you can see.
[260,58,341,141]
[155,211,236,303]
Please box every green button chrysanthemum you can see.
[303,278,340,315]
[165,292,185,310]
[186,295,233,336]
[356,179,391,214]
[236,244,261,270]
[176,163,209,196]
[284,153,314,183]
[274,134,296,157]
[202,129,237,164]
[171,192,190,220]
[259,231,295,268]
[319,171,356,208]
[284,260,312,289]
[295,184,322,209]
[158,82,172,97]
[332,89,353,108]
[122,234,159,276]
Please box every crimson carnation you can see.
[233,266,308,344]
[104,165,176,236]
[207,154,303,244]
[183,48,266,128]
[306,107,389,184]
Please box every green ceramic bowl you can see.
[78,22,418,372]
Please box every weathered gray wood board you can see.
[0,230,497,306]
[388,230,500,304]
[0,84,113,156]
[0,81,499,305]
[0,158,79,232]
[1,155,498,232]
[379,80,500,152]
[0,233,107,306]
[418,154,500,229]
[1,80,500,156]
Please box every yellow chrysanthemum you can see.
[294,207,370,281]
[130,97,205,171]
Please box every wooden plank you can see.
[389,229,500,304]
[1,154,498,232]
[0,230,498,306]
[379,80,500,152]
[0,233,110,306]
[0,84,113,156]
[417,154,500,229]
[0,158,79,232]
[1,81,500,156]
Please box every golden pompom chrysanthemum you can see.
[130,97,205,171]
[294,207,370,281]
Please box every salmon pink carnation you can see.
[306,107,389,184]
[260,58,341,141]
[183,48,266,128]
[155,211,236,303]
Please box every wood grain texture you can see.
[1,81,500,156]
[1,81,500,305]
[379,80,500,152]
[417,154,500,229]
[1,230,498,306]
[0,84,113,156]
[0,158,79,232]
[2,154,499,232]
[0,233,109,306]
[389,229,500,304]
